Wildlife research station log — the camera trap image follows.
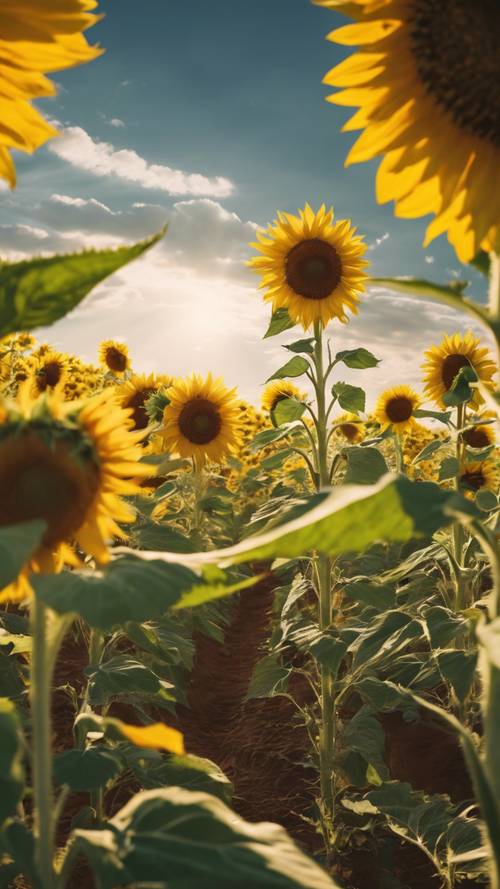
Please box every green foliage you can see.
[335,347,380,369]
[273,397,306,425]
[54,747,123,792]
[0,227,166,336]
[0,521,46,590]
[267,356,309,382]
[264,308,296,338]
[0,699,24,824]
[331,381,366,413]
[343,446,388,484]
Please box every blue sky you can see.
[0,0,492,404]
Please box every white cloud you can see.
[50,194,114,214]
[368,232,390,251]
[15,224,49,240]
[110,118,125,128]
[48,126,235,198]
[425,255,435,264]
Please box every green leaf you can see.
[284,338,314,354]
[335,348,380,369]
[414,408,452,424]
[273,398,306,426]
[412,439,445,465]
[0,521,46,590]
[86,655,162,706]
[54,747,123,792]
[246,655,291,699]
[260,448,294,472]
[0,227,166,336]
[370,277,488,327]
[422,606,469,648]
[125,749,233,803]
[264,308,295,338]
[439,456,459,480]
[74,787,340,888]
[349,611,420,670]
[343,446,388,484]
[133,522,196,553]
[442,365,478,407]
[332,382,365,414]
[470,250,490,277]
[436,650,477,702]
[249,423,300,452]
[343,705,389,783]
[0,699,24,823]
[267,356,309,382]
[344,580,395,611]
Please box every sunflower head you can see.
[459,460,499,497]
[115,373,160,432]
[98,340,131,376]
[162,373,241,465]
[249,203,368,330]
[32,350,68,394]
[374,385,421,434]
[315,0,500,261]
[0,389,150,603]
[462,417,496,450]
[422,332,496,409]
[334,412,366,443]
[261,380,306,413]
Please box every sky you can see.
[0,0,492,405]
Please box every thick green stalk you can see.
[453,404,467,612]
[313,321,335,823]
[31,597,56,889]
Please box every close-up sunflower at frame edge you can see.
[261,380,306,413]
[459,459,499,496]
[313,0,500,263]
[422,332,497,409]
[0,388,150,603]
[0,0,102,187]
[374,384,421,434]
[248,203,369,330]
[162,373,241,465]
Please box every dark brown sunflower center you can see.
[409,0,500,146]
[178,397,222,445]
[463,427,490,448]
[339,422,359,441]
[0,436,100,547]
[106,347,128,373]
[285,238,342,300]
[460,469,485,491]
[385,396,414,423]
[126,388,155,430]
[441,354,472,391]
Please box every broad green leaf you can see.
[439,456,459,480]
[476,489,498,512]
[260,448,294,471]
[343,446,388,484]
[273,397,306,426]
[267,356,309,382]
[264,308,295,338]
[332,382,365,413]
[284,338,314,354]
[442,366,478,407]
[335,347,380,369]
[74,787,340,889]
[349,610,421,669]
[343,705,389,783]
[414,408,452,424]
[412,439,446,465]
[86,655,162,706]
[125,748,233,803]
[0,521,46,590]
[54,747,123,792]
[132,522,196,553]
[371,276,488,327]
[344,580,395,611]
[0,699,24,823]
[436,650,477,702]
[0,227,166,336]
[249,423,301,452]
[246,654,291,700]
[422,606,469,648]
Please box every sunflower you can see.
[261,380,306,413]
[0,0,102,187]
[462,417,496,450]
[422,332,496,409]
[114,374,160,432]
[314,0,500,262]
[98,340,131,376]
[334,412,366,443]
[459,460,499,496]
[374,385,421,434]
[248,204,368,330]
[162,373,241,464]
[0,389,150,603]
[32,350,68,394]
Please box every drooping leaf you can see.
[335,348,381,369]
[249,423,301,452]
[125,748,233,803]
[86,655,162,706]
[332,382,365,413]
[267,356,310,382]
[412,439,446,465]
[442,366,478,407]
[284,338,315,354]
[246,654,291,700]
[264,308,295,338]
[343,446,388,484]
[273,398,306,426]
[439,456,460,480]
[0,521,46,590]
[54,747,123,792]
[0,227,166,336]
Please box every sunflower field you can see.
[1,1,500,888]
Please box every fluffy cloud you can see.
[48,126,235,198]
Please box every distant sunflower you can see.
[314,0,500,261]
[32,350,68,394]
[334,412,366,443]
[422,333,496,409]
[115,374,159,432]
[462,417,496,450]
[0,389,150,603]
[162,373,241,464]
[249,204,368,330]
[99,340,131,376]
[459,460,499,495]
[261,380,306,413]
[0,0,102,187]
[374,385,421,434]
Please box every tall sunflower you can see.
[422,332,496,409]
[249,204,368,330]
[0,389,150,603]
[261,380,306,413]
[0,0,102,187]
[162,373,241,464]
[99,340,131,376]
[314,0,500,262]
[374,384,421,434]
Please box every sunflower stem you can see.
[312,320,335,836]
[453,404,468,613]
[31,598,56,889]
